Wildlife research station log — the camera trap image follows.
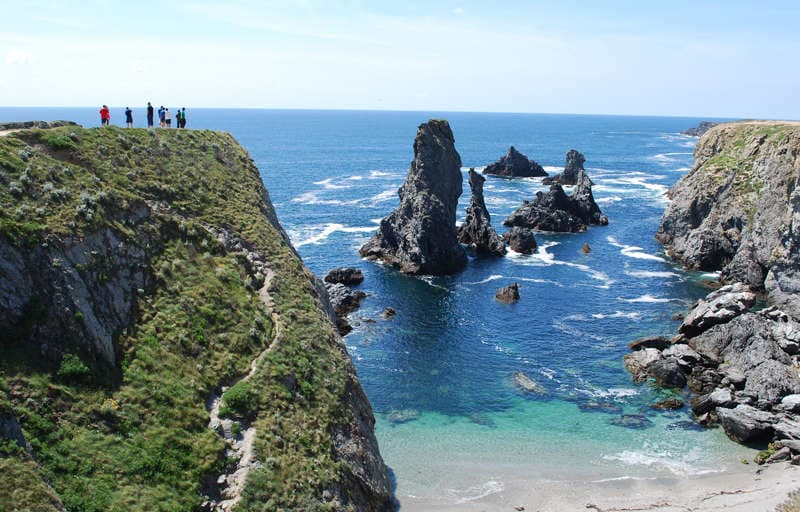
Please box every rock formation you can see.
[542,149,587,186]
[503,227,537,254]
[482,146,547,178]
[325,267,365,286]
[457,169,506,255]
[504,169,608,232]
[495,283,520,303]
[0,125,394,510]
[360,120,467,275]
[325,283,367,335]
[681,121,718,137]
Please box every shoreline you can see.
[398,463,800,511]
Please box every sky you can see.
[1,0,799,118]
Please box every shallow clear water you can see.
[1,108,753,504]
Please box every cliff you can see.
[0,125,393,510]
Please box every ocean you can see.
[0,107,753,507]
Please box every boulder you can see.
[766,447,793,464]
[482,146,547,178]
[709,387,736,408]
[648,358,687,388]
[503,170,607,233]
[662,344,702,366]
[513,371,546,395]
[324,267,364,286]
[679,283,756,337]
[542,149,587,186]
[628,336,670,351]
[360,120,467,275]
[502,227,537,254]
[775,416,800,440]
[780,394,800,413]
[496,283,520,304]
[457,169,506,255]
[716,405,777,443]
[623,348,662,383]
[325,283,367,318]
[651,398,685,410]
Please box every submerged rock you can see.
[386,409,420,425]
[457,169,506,255]
[651,398,685,411]
[610,414,653,429]
[360,119,467,275]
[577,401,623,414]
[496,283,520,304]
[513,371,546,394]
[502,227,537,254]
[482,146,547,178]
[542,149,587,186]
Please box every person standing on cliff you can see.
[100,105,110,126]
[158,106,165,128]
[146,102,154,128]
[125,107,133,128]
[165,108,172,128]
[180,107,187,128]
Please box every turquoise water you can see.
[0,108,754,504]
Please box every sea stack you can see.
[543,149,587,186]
[360,120,467,275]
[483,146,547,178]
[458,169,506,255]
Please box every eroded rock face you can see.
[504,170,608,232]
[682,121,718,137]
[679,283,757,337]
[502,227,537,254]
[495,283,520,304]
[542,149,586,186]
[457,169,506,255]
[325,267,364,286]
[360,120,467,275]
[483,146,547,178]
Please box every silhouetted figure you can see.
[125,107,133,128]
[146,102,154,128]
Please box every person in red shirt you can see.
[100,105,110,126]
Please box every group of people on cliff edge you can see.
[99,102,187,129]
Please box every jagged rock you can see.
[651,398,685,410]
[709,388,736,408]
[662,344,702,367]
[360,119,467,275]
[681,121,719,137]
[513,371,546,394]
[502,227,537,254]
[496,283,520,304]
[648,358,687,388]
[690,394,715,416]
[679,283,756,337]
[482,146,547,178]
[766,447,793,464]
[628,336,670,351]
[381,307,396,319]
[582,243,591,253]
[325,283,366,318]
[0,414,26,448]
[716,405,777,443]
[780,395,800,413]
[623,348,663,383]
[778,439,800,452]
[775,416,800,440]
[457,169,506,255]
[504,170,607,232]
[543,149,587,186]
[324,267,364,286]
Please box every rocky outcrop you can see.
[503,227,537,254]
[513,371,546,394]
[678,283,757,337]
[656,122,800,287]
[457,169,506,255]
[360,120,467,275]
[682,121,718,137]
[482,146,547,178]
[504,170,608,232]
[542,149,587,186]
[496,283,520,304]
[0,120,78,131]
[325,267,364,286]
[326,283,367,335]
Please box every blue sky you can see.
[1,1,799,118]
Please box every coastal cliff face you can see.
[0,126,393,511]
[657,122,800,289]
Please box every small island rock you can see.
[482,146,547,178]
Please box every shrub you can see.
[57,353,91,382]
[42,132,78,151]
[220,381,257,417]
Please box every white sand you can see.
[399,463,800,511]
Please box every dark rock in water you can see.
[681,121,718,137]
[381,307,396,319]
[360,119,467,275]
[468,413,496,428]
[610,414,653,429]
[324,267,364,286]
[716,404,777,443]
[577,401,623,414]
[457,169,506,255]
[628,336,670,351]
[504,170,607,232]
[623,348,662,383]
[325,283,367,317]
[671,312,685,321]
[502,227,537,254]
[582,243,591,253]
[386,409,420,425]
[513,371,546,394]
[496,283,521,304]
[482,146,547,178]
[679,283,756,337]
[666,421,707,432]
[651,398,685,410]
[542,149,587,186]
[648,358,687,388]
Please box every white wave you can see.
[368,189,397,204]
[603,449,722,477]
[345,175,365,181]
[590,311,642,320]
[293,223,376,248]
[618,294,673,303]
[291,192,361,206]
[607,236,666,262]
[450,480,505,504]
[625,270,681,279]
[508,242,615,288]
[595,195,623,205]
[416,275,449,290]
[700,271,721,279]
[369,170,395,178]
[312,177,350,189]
[464,274,505,285]
[539,367,557,380]
[543,165,562,174]
[592,476,658,483]
[573,383,639,399]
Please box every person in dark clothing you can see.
[158,106,165,128]
[125,107,133,128]
[180,108,187,128]
[146,102,154,128]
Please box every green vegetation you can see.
[778,490,800,512]
[0,127,356,510]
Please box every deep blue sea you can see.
[0,108,753,506]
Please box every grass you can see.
[778,490,800,512]
[0,126,359,510]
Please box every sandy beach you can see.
[399,463,800,511]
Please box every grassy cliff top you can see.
[0,126,371,511]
